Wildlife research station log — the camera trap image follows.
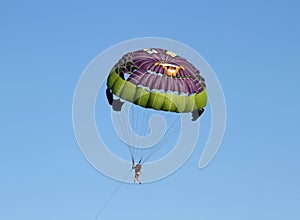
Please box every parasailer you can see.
[132,162,142,184]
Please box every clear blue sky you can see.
[1,0,300,219]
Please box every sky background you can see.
[1,0,300,219]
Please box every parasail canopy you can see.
[105,48,207,163]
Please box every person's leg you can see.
[134,174,137,183]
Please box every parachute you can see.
[106,48,207,164]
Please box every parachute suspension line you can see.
[158,114,191,149]
[125,103,135,162]
[120,103,149,163]
[136,111,170,164]
[139,107,155,162]
[127,103,138,163]
[136,110,167,164]
[131,104,151,163]
[115,104,134,162]
[134,104,145,162]
[138,107,166,163]
[147,111,182,162]
[130,103,146,163]
[134,105,144,163]
[131,103,138,161]
[114,100,192,165]
[139,114,175,163]
[139,111,175,163]
[129,104,137,162]
[141,113,191,163]
[93,169,132,220]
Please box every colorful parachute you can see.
[106,48,207,163]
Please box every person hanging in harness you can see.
[132,161,142,184]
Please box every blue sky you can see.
[1,0,300,219]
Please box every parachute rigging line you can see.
[93,169,132,220]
